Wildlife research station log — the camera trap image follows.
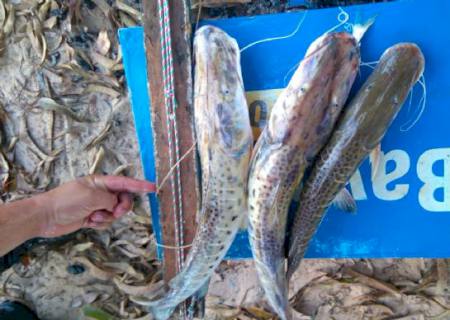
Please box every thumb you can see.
[92,188,119,212]
[80,176,119,212]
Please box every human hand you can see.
[36,175,155,238]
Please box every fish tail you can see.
[147,305,176,320]
[256,260,292,320]
[271,283,292,320]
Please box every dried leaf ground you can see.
[0,1,448,320]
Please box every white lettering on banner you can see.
[372,150,410,201]
[245,89,450,213]
[348,170,368,200]
[417,148,450,212]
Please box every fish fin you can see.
[196,174,212,224]
[369,143,382,181]
[249,131,265,165]
[332,188,357,213]
[352,15,376,43]
[187,279,210,318]
[148,305,175,320]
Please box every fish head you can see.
[268,32,359,161]
[355,43,425,148]
[194,25,253,159]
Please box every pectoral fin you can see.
[332,188,357,213]
[369,143,382,181]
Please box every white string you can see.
[406,83,414,114]
[157,0,183,276]
[400,75,427,131]
[283,7,351,85]
[283,61,301,86]
[155,242,193,250]
[240,11,308,53]
[323,7,350,35]
[156,141,197,195]
[360,60,378,69]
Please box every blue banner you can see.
[120,0,450,259]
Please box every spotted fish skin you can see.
[142,26,253,320]
[287,43,425,281]
[247,32,359,320]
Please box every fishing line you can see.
[283,7,352,85]
[323,7,350,35]
[194,0,203,32]
[157,1,189,317]
[407,84,414,114]
[283,61,301,86]
[400,74,427,131]
[240,10,308,53]
[360,60,378,70]
[156,141,197,195]
[157,0,183,276]
[358,59,378,79]
[155,242,194,250]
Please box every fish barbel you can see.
[287,43,425,281]
[247,32,359,320]
[136,25,253,320]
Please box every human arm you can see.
[0,175,155,256]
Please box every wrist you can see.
[0,193,52,256]
[27,192,54,238]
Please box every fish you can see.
[134,25,253,320]
[247,32,360,320]
[287,43,425,281]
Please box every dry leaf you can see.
[43,16,58,29]
[0,0,6,27]
[344,268,402,297]
[38,0,52,21]
[71,257,114,281]
[115,0,140,21]
[244,306,274,319]
[84,117,112,150]
[70,242,94,254]
[112,163,131,175]
[3,3,15,35]
[86,84,121,98]
[96,30,111,55]
[91,0,111,17]
[34,97,90,122]
[113,278,163,297]
[118,11,137,27]
[89,146,105,175]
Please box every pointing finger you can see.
[92,175,156,194]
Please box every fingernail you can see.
[144,182,156,192]
[91,213,105,222]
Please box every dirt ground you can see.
[0,1,449,319]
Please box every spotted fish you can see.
[247,32,360,320]
[136,25,253,320]
[287,43,425,281]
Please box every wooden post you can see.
[142,1,200,282]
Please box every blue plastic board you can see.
[118,27,163,255]
[119,0,450,260]
[287,0,396,8]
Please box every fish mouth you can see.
[305,31,357,60]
